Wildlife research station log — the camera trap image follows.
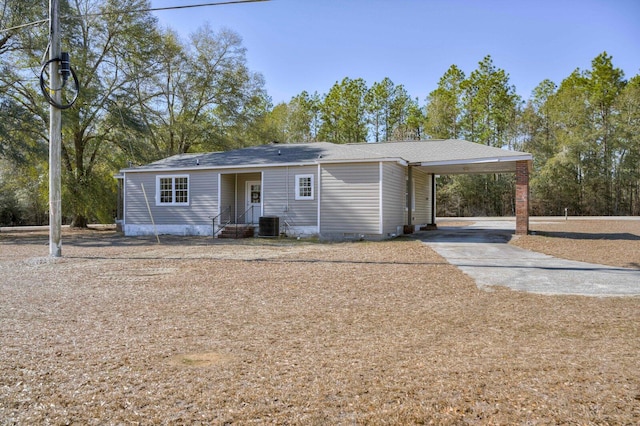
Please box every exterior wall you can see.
[124,167,323,237]
[263,166,319,235]
[381,162,405,236]
[376,166,436,233]
[122,162,424,240]
[124,224,212,236]
[218,173,235,221]
[124,170,217,234]
[412,168,432,225]
[320,162,381,238]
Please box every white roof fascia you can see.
[317,157,408,166]
[122,157,412,171]
[121,161,316,173]
[416,154,532,167]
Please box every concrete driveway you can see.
[417,219,640,297]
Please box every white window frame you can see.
[156,174,190,206]
[294,174,314,200]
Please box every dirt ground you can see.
[511,219,640,269]
[0,222,639,424]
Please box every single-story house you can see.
[115,139,533,240]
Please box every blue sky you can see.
[150,0,640,105]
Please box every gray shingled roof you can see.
[349,140,530,164]
[123,140,531,172]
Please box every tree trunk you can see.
[70,214,88,228]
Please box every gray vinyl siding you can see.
[191,172,218,224]
[263,166,318,226]
[124,170,217,225]
[320,163,380,234]
[381,162,405,236]
[123,163,431,237]
[262,168,286,217]
[218,173,235,220]
[413,168,430,224]
[124,173,154,224]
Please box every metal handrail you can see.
[210,206,232,238]
[281,212,295,237]
[235,205,258,238]
[211,205,260,239]
[213,206,256,238]
[237,205,257,224]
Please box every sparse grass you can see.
[0,223,639,424]
[512,219,640,269]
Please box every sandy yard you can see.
[512,218,640,269]
[0,220,639,424]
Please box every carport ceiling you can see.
[415,157,531,174]
[350,139,532,174]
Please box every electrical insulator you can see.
[59,52,71,85]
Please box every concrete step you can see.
[218,225,254,239]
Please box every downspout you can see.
[285,166,289,212]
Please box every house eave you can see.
[120,161,316,173]
[120,157,408,173]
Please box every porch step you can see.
[218,224,255,239]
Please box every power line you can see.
[0,18,49,33]
[0,0,270,34]
[95,0,270,16]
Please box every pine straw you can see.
[512,219,640,269]
[1,228,639,424]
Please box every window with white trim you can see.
[156,175,189,205]
[295,174,314,200]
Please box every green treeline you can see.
[267,55,640,217]
[1,0,639,226]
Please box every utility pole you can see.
[49,0,62,257]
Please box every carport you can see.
[349,140,533,235]
[403,142,532,235]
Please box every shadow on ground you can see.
[532,231,640,241]
[413,227,514,244]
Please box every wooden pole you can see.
[49,0,62,257]
[141,184,160,244]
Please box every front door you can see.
[246,181,261,224]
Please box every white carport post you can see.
[429,173,437,228]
